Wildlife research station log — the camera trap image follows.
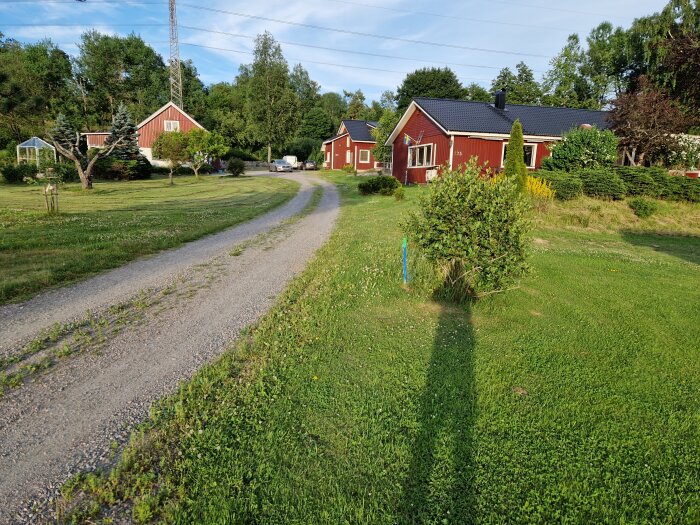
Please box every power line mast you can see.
[168,0,183,109]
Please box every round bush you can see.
[578,169,627,200]
[628,197,658,218]
[403,159,531,300]
[227,157,245,177]
[537,171,583,200]
[1,164,38,183]
[358,175,400,196]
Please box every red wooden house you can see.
[322,120,382,171]
[387,92,610,184]
[82,102,205,163]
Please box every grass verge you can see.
[58,174,700,523]
[0,175,298,305]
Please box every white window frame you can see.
[408,143,434,169]
[501,142,537,169]
[359,149,371,164]
[326,151,331,162]
[164,120,180,132]
[346,150,352,164]
[346,136,350,147]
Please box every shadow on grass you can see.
[399,303,477,524]
[620,230,700,265]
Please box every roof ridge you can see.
[413,95,608,114]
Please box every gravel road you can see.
[0,172,339,524]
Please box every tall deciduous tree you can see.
[463,83,492,102]
[318,92,347,131]
[609,76,691,166]
[186,129,229,178]
[543,34,599,109]
[343,89,368,120]
[299,107,334,141]
[289,63,320,115]
[371,107,399,166]
[396,68,464,112]
[152,130,189,185]
[246,32,299,163]
[49,113,122,189]
[491,62,542,104]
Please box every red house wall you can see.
[324,135,377,170]
[84,133,109,148]
[391,108,451,184]
[139,106,200,149]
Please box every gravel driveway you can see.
[0,172,339,524]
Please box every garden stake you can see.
[402,237,408,285]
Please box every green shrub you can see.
[227,157,245,177]
[394,186,405,201]
[537,171,583,200]
[403,158,531,300]
[94,155,151,181]
[1,163,38,183]
[671,176,700,203]
[342,164,357,175]
[628,197,659,218]
[48,162,80,183]
[542,127,618,171]
[358,175,400,196]
[614,167,659,196]
[578,168,627,200]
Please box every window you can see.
[501,142,537,168]
[408,144,433,168]
[164,120,180,132]
[346,136,350,147]
[359,150,370,163]
[326,151,331,162]
[346,150,353,164]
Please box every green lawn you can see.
[0,175,299,304]
[60,174,700,524]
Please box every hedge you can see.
[578,169,627,200]
[536,171,583,200]
[358,175,400,196]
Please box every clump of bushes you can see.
[93,155,151,181]
[628,197,659,218]
[404,158,531,300]
[227,157,245,177]
[614,167,658,196]
[358,175,400,196]
[341,164,357,175]
[394,186,405,201]
[1,163,38,183]
[541,126,618,172]
[578,169,627,200]
[537,171,583,200]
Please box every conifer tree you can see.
[504,119,528,192]
[106,103,140,159]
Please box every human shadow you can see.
[398,302,477,524]
[620,230,700,266]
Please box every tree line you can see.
[1,0,698,168]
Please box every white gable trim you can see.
[450,131,561,142]
[137,101,205,131]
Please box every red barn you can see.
[387,93,610,184]
[323,120,381,171]
[82,102,205,163]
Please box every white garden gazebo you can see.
[16,137,56,167]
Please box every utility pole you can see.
[169,0,183,109]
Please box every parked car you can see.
[301,160,318,170]
[269,159,293,172]
[282,155,302,170]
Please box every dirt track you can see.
[0,173,339,524]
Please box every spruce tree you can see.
[52,113,76,151]
[504,119,528,192]
[106,103,140,160]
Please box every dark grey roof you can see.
[341,120,377,142]
[413,97,610,137]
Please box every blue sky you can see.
[0,0,669,102]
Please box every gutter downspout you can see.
[449,135,455,170]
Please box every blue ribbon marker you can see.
[402,237,408,285]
